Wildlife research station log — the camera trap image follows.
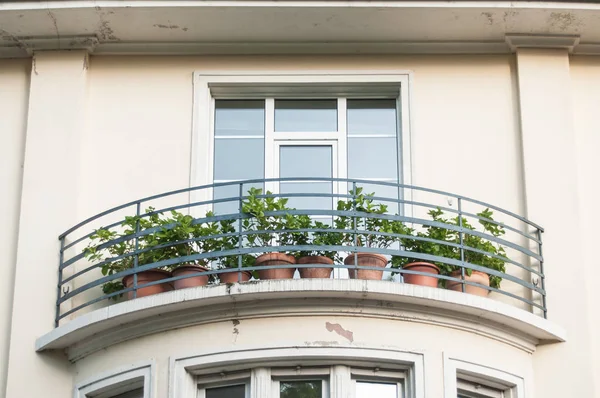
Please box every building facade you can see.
[1,1,599,397]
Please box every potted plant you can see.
[168,210,215,290]
[335,188,410,280]
[294,218,341,279]
[442,208,508,296]
[209,215,255,284]
[84,207,175,300]
[242,188,296,280]
[390,208,449,288]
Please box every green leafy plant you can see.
[391,207,508,289]
[292,219,344,261]
[241,187,295,250]
[208,214,255,271]
[84,207,216,298]
[334,187,412,251]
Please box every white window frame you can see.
[170,345,423,398]
[191,70,414,217]
[74,362,153,398]
[196,371,251,398]
[443,356,524,398]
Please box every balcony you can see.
[37,178,564,359]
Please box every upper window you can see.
[212,97,402,214]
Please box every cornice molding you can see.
[505,34,581,53]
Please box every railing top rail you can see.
[58,178,543,239]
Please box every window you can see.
[195,366,406,398]
[197,372,251,398]
[212,97,403,214]
[444,356,523,398]
[75,363,152,398]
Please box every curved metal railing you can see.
[55,178,546,326]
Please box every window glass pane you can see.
[280,146,332,178]
[356,381,397,398]
[206,384,246,398]
[213,183,264,215]
[280,182,333,210]
[215,100,265,136]
[347,137,398,180]
[348,99,397,136]
[275,100,337,132]
[280,380,322,398]
[214,139,264,180]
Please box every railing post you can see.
[457,198,466,293]
[55,237,65,327]
[352,181,358,278]
[537,229,547,318]
[133,202,141,299]
[238,183,244,283]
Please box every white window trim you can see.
[443,355,524,398]
[169,345,423,398]
[191,70,414,217]
[74,361,154,398]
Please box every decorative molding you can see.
[170,345,425,398]
[3,37,600,57]
[505,34,581,53]
[36,280,565,362]
[331,365,351,398]
[251,368,272,398]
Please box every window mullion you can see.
[330,365,352,398]
[251,367,272,398]
[264,98,275,193]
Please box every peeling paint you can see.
[325,321,354,342]
[481,12,494,25]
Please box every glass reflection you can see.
[280,380,322,398]
[356,381,397,398]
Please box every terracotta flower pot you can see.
[256,253,296,280]
[219,270,252,284]
[122,269,173,299]
[447,270,490,296]
[344,253,388,280]
[172,264,209,290]
[297,256,333,279]
[402,262,440,288]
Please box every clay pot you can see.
[172,264,209,290]
[402,262,440,288]
[344,253,388,280]
[122,269,173,299]
[256,253,296,280]
[219,270,252,284]
[447,270,490,296]
[297,256,333,279]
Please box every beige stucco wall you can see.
[8,52,593,397]
[72,314,535,398]
[570,55,600,397]
[0,58,30,398]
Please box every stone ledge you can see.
[36,279,566,361]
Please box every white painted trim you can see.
[191,70,414,211]
[4,1,600,12]
[169,345,424,398]
[443,355,525,398]
[74,361,154,398]
[37,279,565,361]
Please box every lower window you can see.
[196,365,407,398]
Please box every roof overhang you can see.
[2,1,600,57]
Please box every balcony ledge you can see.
[36,279,565,361]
